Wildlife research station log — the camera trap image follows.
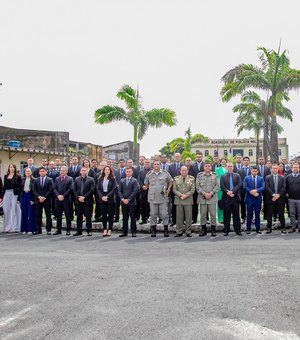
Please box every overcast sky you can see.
[1,0,300,158]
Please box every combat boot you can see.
[164,225,169,237]
[151,225,157,237]
[211,225,216,237]
[199,225,207,236]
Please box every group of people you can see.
[0,152,299,238]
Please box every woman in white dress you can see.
[1,163,21,232]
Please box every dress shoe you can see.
[211,226,216,237]
[73,232,82,236]
[266,229,272,234]
[113,218,119,223]
[53,230,62,235]
[223,232,229,236]
[175,234,183,237]
[139,220,147,225]
[281,228,287,234]
[47,232,51,235]
[241,219,245,225]
[246,230,251,234]
[132,233,136,237]
[170,222,176,227]
[186,234,192,237]
[87,232,92,236]
[288,228,296,233]
[33,231,39,235]
[236,232,242,236]
[256,231,262,234]
[66,231,71,236]
[119,233,127,237]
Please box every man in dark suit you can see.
[138,159,151,224]
[168,153,185,226]
[118,168,139,237]
[68,156,82,220]
[72,167,95,236]
[233,154,243,173]
[47,161,60,216]
[243,166,265,234]
[221,163,242,236]
[33,167,53,235]
[135,156,145,221]
[160,154,170,171]
[190,152,205,224]
[265,164,286,233]
[53,166,73,235]
[257,156,271,220]
[211,155,220,172]
[91,159,101,222]
[237,156,251,224]
[114,159,126,222]
[26,157,39,178]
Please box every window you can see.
[205,150,209,157]
[224,150,228,157]
[20,161,28,176]
[248,149,253,157]
[278,149,282,156]
[259,149,263,156]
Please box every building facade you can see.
[191,137,288,163]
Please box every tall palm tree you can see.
[95,85,177,146]
[221,46,300,162]
[233,91,292,161]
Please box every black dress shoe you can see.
[223,232,229,236]
[33,231,38,235]
[132,233,136,237]
[113,218,119,223]
[246,230,251,234]
[66,231,71,236]
[266,229,272,234]
[236,232,242,236]
[73,232,82,236]
[170,222,176,227]
[139,221,147,225]
[87,232,92,236]
[47,232,51,235]
[119,234,127,237]
[53,230,62,235]
[175,234,183,237]
[186,234,192,237]
[281,228,287,234]
[256,231,262,234]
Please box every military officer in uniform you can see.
[144,160,173,237]
[196,162,219,237]
[173,166,195,237]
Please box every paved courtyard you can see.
[1,221,300,340]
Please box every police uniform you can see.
[196,171,219,236]
[144,169,173,236]
[173,175,195,236]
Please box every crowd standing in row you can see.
[0,153,299,238]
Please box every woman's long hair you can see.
[100,166,115,181]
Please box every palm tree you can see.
[95,85,177,149]
[221,46,300,163]
[159,127,209,160]
[232,91,292,162]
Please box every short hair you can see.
[251,165,258,170]
[119,159,125,163]
[91,158,97,162]
[204,162,211,166]
[60,166,68,171]
[243,156,250,161]
[39,166,46,171]
[196,152,203,156]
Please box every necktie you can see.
[80,178,85,196]
[41,177,44,187]
[49,171,52,176]
[260,166,264,177]
[183,177,186,182]
[61,176,64,181]
[245,167,248,176]
[274,175,278,194]
[176,163,179,171]
[253,176,256,189]
[121,168,124,176]
[198,162,201,171]
[126,178,130,186]
[163,165,165,170]
[229,174,233,191]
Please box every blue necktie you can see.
[229,174,233,191]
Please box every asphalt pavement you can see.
[1,221,300,340]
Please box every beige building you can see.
[191,137,288,164]
[0,145,69,177]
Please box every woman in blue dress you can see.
[18,168,36,234]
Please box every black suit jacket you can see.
[237,167,251,182]
[47,169,59,181]
[97,178,117,203]
[190,161,204,179]
[265,174,285,200]
[53,176,73,199]
[220,172,242,201]
[257,165,271,179]
[233,164,243,173]
[18,177,35,201]
[67,166,82,180]
[33,176,53,202]
[169,163,185,178]
[118,177,139,205]
[26,165,39,178]
[73,176,95,205]
[114,168,126,184]
[138,169,151,187]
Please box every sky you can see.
[1,0,300,158]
